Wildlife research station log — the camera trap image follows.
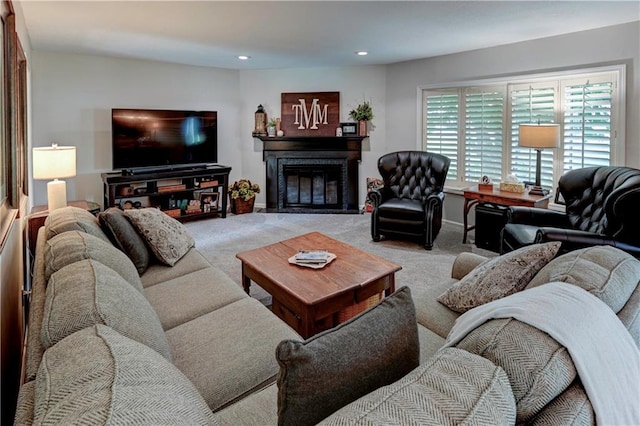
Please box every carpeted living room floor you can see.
[184,212,495,306]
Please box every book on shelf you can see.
[294,250,329,264]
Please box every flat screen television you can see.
[112,108,218,171]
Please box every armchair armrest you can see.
[367,189,382,209]
[535,227,640,257]
[507,206,571,228]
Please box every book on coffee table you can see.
[294,250,329,264]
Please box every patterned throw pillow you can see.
[124,208,195,266]
[437,242,561,313]
[276,286,419,426]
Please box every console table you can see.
[462,185,551,244]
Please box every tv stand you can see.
[102,165,232,221]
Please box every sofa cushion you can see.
[528,382,594,425]
[44,206,110,243]
[413,278,461,338]
[34,325,216,425]
[42,259,172,361]
[437,242,561,313]
[144,266,246,331]
[98,207,151,275]
[275,286,419,426]
[165,297,300,412]
[124,208,195,266]
[527,245,640,313]
[319,347,516,425]
[44,230,143,293]
[455,317,576,423]
[141,248,212,288]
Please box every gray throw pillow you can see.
[124,208,195,266]
[34,325,216,425]
[276,286,419,426]
[42,259,172,361]
[44,230,144,293]
[437,242,561,313]
[44,206,110,243]
[99,207,151,275]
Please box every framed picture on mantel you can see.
[281,92,340,137]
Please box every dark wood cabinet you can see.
[101,165,231,221]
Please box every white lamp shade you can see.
[33,145,77,180]
[519,124,560,149]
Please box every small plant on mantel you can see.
[229,179,261,201]
[348,100,374,122]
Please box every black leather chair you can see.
[368,151,450,250]
[501,166,640,256]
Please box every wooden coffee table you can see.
[236,232,402,338]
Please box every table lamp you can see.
[33,143,76,211]
[518,123,559,196]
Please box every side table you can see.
[28,200,101,257]
[462,185,551,245]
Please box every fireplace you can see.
[261,136,363,213]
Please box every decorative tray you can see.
[288,253,337,269]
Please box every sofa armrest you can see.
[451,252,487,280]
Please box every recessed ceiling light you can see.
[238,55,251,60]
[356,51,368,56]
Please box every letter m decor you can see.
[281,92,340,137]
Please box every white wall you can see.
[30,52,240,206]
[238,66,386,205]
[29,22,639,220]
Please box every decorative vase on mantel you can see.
[358,120,368,137]
[230,196,256,214]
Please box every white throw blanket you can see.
[444,281,640,425]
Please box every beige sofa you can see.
[15,206,640,425]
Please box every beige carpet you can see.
[184,212,494,305]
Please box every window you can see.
[422,66,623,188]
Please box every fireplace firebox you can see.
[261,136,364,213]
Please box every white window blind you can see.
[464,88,504,182]
[509,83,557,188]
[562,77,613,172]
[424,91,459,179]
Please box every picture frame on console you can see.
[340,122,358,136]
[200,192,219,213]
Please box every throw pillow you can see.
[98,207,151,275]
[437,242,561,313]
[44,206,110,243]
[319,347,516,425]
[124,208,195,266]
[34,325,216,425]
[44,230,144,293]
[276,286,419,426]
[42,259,172,361]
[526,245,640,313]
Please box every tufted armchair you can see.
[368,151,450,250]
[501,166,640,256]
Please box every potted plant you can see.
[348,100,374,136]
[228,179,261,214]
[267,118,278,137]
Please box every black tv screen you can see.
[112,108,218,171]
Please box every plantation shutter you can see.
[464,88,504,182]
[509,83,557,188]
[424,91,459,179]
[562,76,614,172]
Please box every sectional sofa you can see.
[15,206,640,424]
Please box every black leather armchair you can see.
[368,151,450,250]
[501,166,640,256]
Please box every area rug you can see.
[184,212,493,305]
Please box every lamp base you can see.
[528,185,549,196]
[47,179,68,211]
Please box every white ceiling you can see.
[16,1,640,70]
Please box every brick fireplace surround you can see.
[261,136,364,213]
